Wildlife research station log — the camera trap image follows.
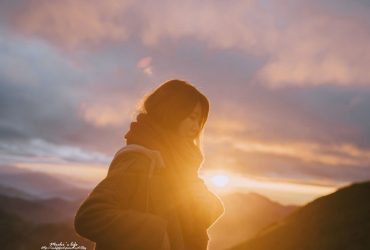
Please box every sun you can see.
[211,174,230,188]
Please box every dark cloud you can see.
[0,122,28,141]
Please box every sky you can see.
[1,0,370,205]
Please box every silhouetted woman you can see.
[74,79,225,250]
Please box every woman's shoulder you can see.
[109,150,150,174]
[108,144,165,175]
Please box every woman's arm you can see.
[74,153,168,250]
[188,177,225,229]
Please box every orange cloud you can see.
[201,169,337,205]
[204,114,369,174]
[232,140,370,167]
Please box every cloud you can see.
[137,56,153,76]
[203,110,370,186]
[256,15,370,87]
[1,0,370,192]
[79,98,136,127]
[4,0,275,52]
[10,0,133,50]
[206,120,370,169]
[0,27,151,154]
[231,140,370,167]
[209,141,370,187]
[5,0,370,87]
[137,0,277,53]
[0,138,111,165]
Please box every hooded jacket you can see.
[74,144,224,250]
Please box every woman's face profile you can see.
[176,102,202,139]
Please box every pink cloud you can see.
[137,56,153,75]
[10,0,277,52]
[138,0,278,53]
[12,0,133,50]
[8,0,370,86]
[256,15,370,87]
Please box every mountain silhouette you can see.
[0,170,90,201]
[0,193,81,224]
[0,181,298,250]
[0,207,94,250]
[0,183,37,200]
[208,192,298,250]
[230,181,370,250]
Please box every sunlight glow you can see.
[211,174,230,187]
[201,170,339,205]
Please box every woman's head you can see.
[137,79,209,143]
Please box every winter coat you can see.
[74,144,225,250]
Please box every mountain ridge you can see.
[230,181,370,250]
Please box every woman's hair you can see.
[137,79,209,145]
